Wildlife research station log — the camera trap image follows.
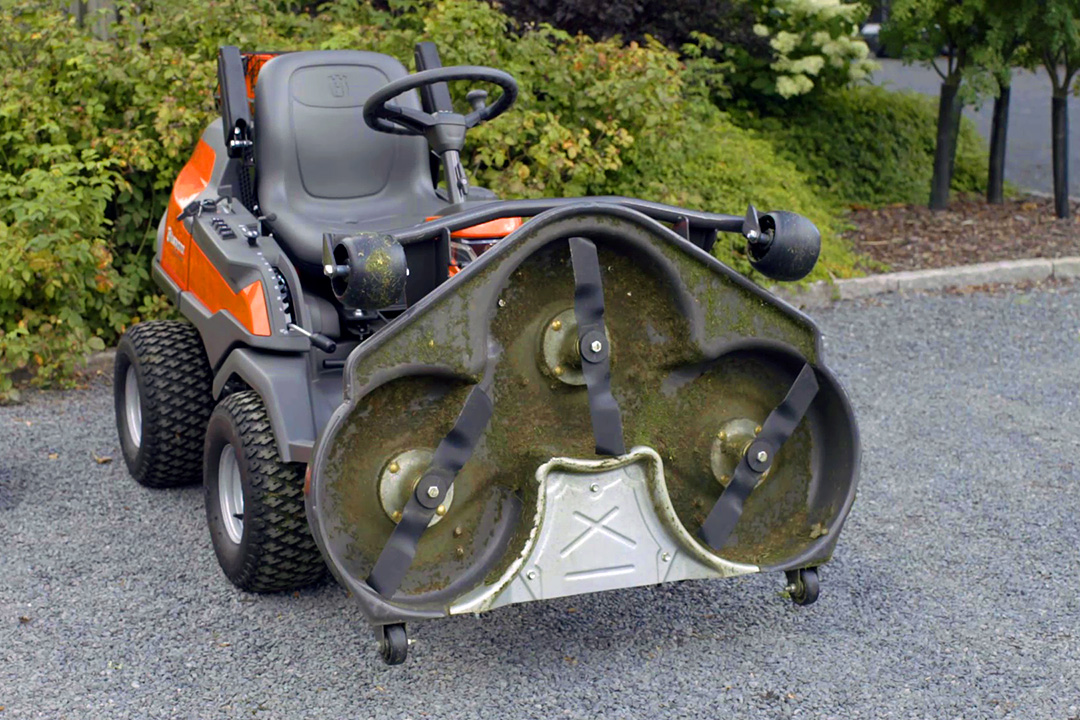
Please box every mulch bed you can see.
[842,195,1080,273]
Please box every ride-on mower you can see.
[114,43,859,665]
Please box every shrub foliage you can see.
[0,0,976,399]
[738,85,988,206]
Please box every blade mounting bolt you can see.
[526,570,538,580]
[755,425,762,434]
[756,450,769,463]
[554,365,564,376]
[391,511,402,523]
[590,340,603,353]
[551,319,562,331]
[590,482,600,493]
[436,505,447,516]
[388,462,400,473]
[426,485,440,499]
[661,552,671,562]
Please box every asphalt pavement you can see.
[2,282,1079,719]
[870,59,1080,197]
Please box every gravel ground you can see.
[2,282,1079,719]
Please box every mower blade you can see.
[698,364,819,551]
[569,237,626,457]
[366,385,494,597]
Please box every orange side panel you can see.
[451,216,523,239]
[161,140,216,291]
[187,241,272,337]
[425,216,525,240]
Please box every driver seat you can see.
[254,50,449,277]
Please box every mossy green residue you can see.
[322,221,829,596]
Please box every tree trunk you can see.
[930,79,963,210]
[1052,93,1070,219]
[987,84,1010,204]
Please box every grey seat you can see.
[254,50,448,276]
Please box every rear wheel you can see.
[114,320,214,488]
[204,391,326,592]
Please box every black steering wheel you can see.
[363,66,518,137]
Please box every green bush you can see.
[736,85,988,207]
[0,0,856,400]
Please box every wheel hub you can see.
[123,365,142,449]
[218,446,244,544]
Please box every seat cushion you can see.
[254,50,447,274]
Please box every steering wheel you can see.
[363,66,518,137]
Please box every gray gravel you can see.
[2,283,1079,719]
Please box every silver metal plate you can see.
[450,447,758,615]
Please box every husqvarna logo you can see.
[328,74,349,98]
[165,226,185,255]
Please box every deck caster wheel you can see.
[376,623,408,665]
[784,567,819,606]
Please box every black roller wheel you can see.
[785,567,820,606]
[377,623,408,665]
[114,320,214,488]
[203,391,326,592]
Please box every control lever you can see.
[466,89,488,112]
[288,323,337,353]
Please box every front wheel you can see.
[114,320,214,488]
[203,391,326,592]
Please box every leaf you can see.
[93,453,113,465]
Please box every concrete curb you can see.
[774,256,1080,310]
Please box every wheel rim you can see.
[218,445,244,544]
[123,365,142,449]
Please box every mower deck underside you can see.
[306,205,859,625]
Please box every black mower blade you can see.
[366,385,494,598]
[698,364,819,551]
[569,237,626,457]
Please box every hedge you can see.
[2,0,947,400]
[737,85,988,207]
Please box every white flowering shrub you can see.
[732,0,877,99]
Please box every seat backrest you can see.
[254,51,439,270]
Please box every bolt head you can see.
[551,319,562,331]
[661,552,671,563]
[754,425,762,435]
[426,485,440,499]
[391,511,402,523]
[590,339,603,353]
[436,504,447,517]
[388,462,400,474]
[590,482,600,493]
[526,570,538,580]
[553,365,564,376]
[756,450,769,463]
